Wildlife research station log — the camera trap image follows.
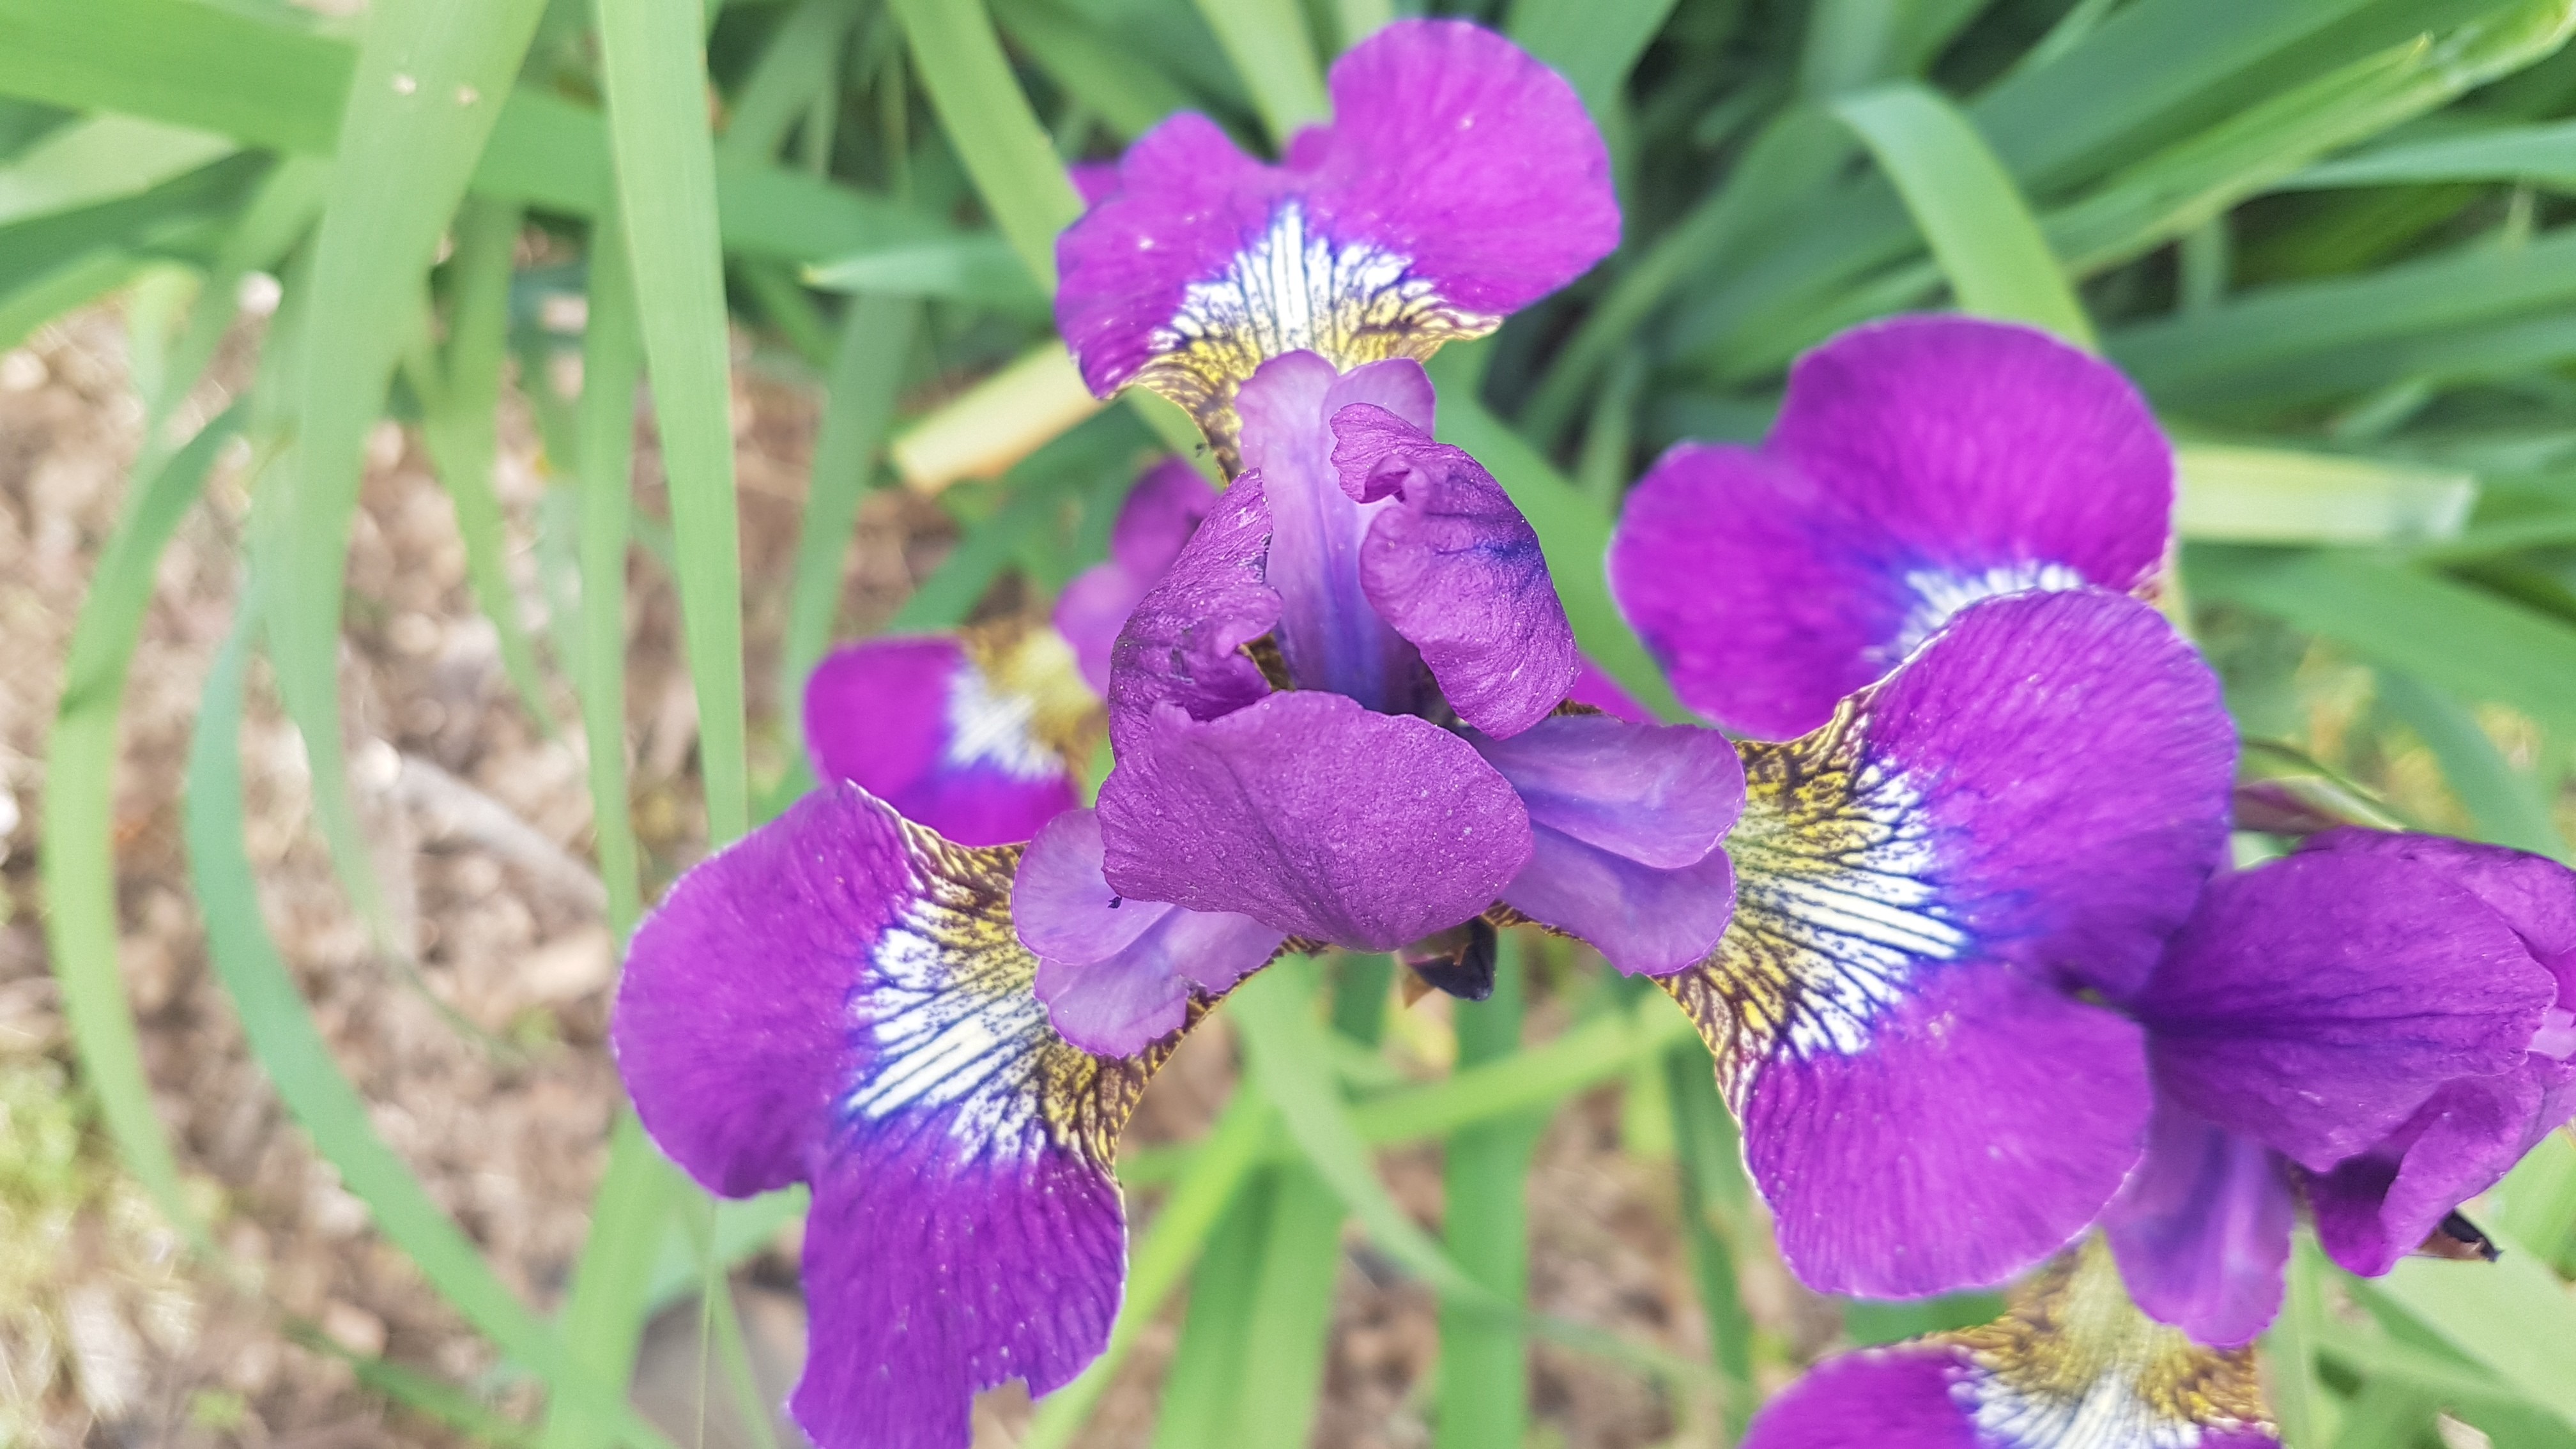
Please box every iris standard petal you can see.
[1054,457,1218,693]
[1746,1243,2278,1449]
[1017,808,1286,1055]
[1333,401,1577,736]
[1103,472,1280,751]
[1096,692,1533,949]
[2102,1098,2297,1348]
[1470,713,1745,975]
[613,786,1197,1449]
[803,630,1085,847]
[1655,588,2232,1296]
[2131,848,2553,1172]
[1609,317,2169,740]
[1239,351,1436,712]
[1054,19,1614,468]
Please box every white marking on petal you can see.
[944,661,1068,783]
[1879,561,2090,667]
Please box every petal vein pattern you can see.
[1675,705,1966,1079]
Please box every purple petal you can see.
[1741,1347,1979,1449]
[2133,847,2554,1172]
[1469,714,1744,976]
[2301,829,2576,983]
[1609,317,2170,739]
[1054,459,1218,694]
[1731,967,2151,1297]
[2103,1098,2296,1348]
[803,633,1083,848]
[1016,808,1284,1055]
[1656,589,2228,1296]
[1096,691,1531,949]
[1103,473,1280,751]
[1863,590,2234,1000]
[1333,401,1577,736]
[2309,1068,2569,1277]
[1068,160,1121,206]
[1054,19,1615,465]
[1239,352,1436,712]
[615,786,1192,1449]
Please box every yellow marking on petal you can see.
[1659,694,1966,1100]
[1134,201,1500,473]
[1948,1240,2273,1449]
[847,817,1190,1169]
[957,617,1104,775]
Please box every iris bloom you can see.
[1740,1239,2279,1449]
[801,457,1213,845]
[2106,828,2576,1346]
[617,21,1647,1448]
[1609,313,2575,1331]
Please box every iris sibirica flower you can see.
[800,457,1213,846]
[1740,1239,2280,1449]
[1611,312,2576,1346]
[616,22,1666,1449]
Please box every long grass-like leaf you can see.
[414,195,555,732]
[1835,81,2096,347]
[888,0,1081,288]
[539,216,676,1449]
[2376,670,2570,858]
[781,294,921,739]
[261,0,548,951]
[1147,1180,1273,1449]
[1192,0,1328,143]
[1664,1041,1758,1439]
[594,0,749,843]
[1437,935,1542,1449]
[40,405,241,1248]
[2190,548,2576,742]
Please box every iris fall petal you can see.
[613,786,1194,1449]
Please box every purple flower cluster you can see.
[607,20,2576,1449]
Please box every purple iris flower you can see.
[1651,586,2237,1298]
[1014,351,1747,1055]
[1055,17,1619,472]
[617,23,1642,1449]
[802,457,1213,845]
[1738,1240,2280,1449]
[1608,316,2172,740]
[2103,828,2576,1346]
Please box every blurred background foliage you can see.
[6,0,2576,1444]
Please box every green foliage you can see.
[15,0,2576,1443]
